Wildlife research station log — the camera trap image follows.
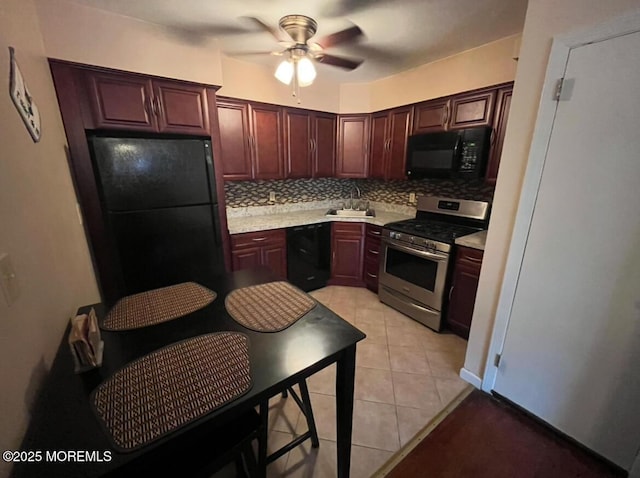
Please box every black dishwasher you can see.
[287,223,331,292]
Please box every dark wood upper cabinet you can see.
[249,103,284,180]
[216,98,253,181]
[386,106,413,180]
[448,88,496,130]
[84,70,210,135]
[336,114,370,178]
[369,112,389,179]
[413,98,449,134]
[312,112,336,178]
[85,70,157,132]
[486,84,513,185]
[152,81,209,135]
[283,108,337,179]
[283,108,312,179]
[369,106,412,180]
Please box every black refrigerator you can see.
[89,136,224,299]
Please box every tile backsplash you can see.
[224,178,494,208]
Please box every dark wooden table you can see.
[12,268,365,478]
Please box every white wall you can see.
[35,0,224,85]
[0,0,100,476]
[340,35,519,113]
[464,0,640,383]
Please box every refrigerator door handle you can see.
[212,206,221,247]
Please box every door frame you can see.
[482,10,640,393]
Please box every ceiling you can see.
[68,0,528,82]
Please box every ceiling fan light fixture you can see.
[297,57,316,87]
[274,59,294,85]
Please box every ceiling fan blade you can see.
[242,16,291,43]
[314,54,364,70]
[226,50,281,56]
[315,25,363,49]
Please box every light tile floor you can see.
[217,285,470,478]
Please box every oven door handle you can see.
[383,239,449,262]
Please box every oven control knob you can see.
[409,236,415,243]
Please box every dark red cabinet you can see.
[413,98,449,134]
[486,84,513,185]
[329,222,365,286]
[363,224,383,292]
[84,70,209,135]
[217,99,284,180]
[216,98,253,180]
[250,104,284,180]
[369,107,412,180]
[280,108,338,179]
[448,89,496,130]
[312,112,336,178]
[447,246,484,339]
[152,81,210,135]
[231,229,287,279]
[336,115,370,178]
[283,108,312,178]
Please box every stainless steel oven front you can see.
[378,236,450,331]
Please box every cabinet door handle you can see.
[370,230,381,236]
[366,272,377,279]
[462,254,483,264]
[449,285,455,301]
[368,249,379,255]
[144,97,153,117]
[252,236,267,242]
[153,96,162,117]
[490,127,496,145]
[442,104,449,126]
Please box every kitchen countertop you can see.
[226,201,415,234]
[455,230,487,251]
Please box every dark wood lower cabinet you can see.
[447,246,484,339]
[231,229,287,279]
[329,222,365,287]
[363,224,382,292]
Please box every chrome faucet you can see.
[349,185,362,209]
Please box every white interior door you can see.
[493,30,640,469]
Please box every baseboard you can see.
[459,367,482,389]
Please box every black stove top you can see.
[384,219,482,245]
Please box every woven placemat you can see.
[225,281,316,332]
[92,332,252,452]
[102,282,216,331]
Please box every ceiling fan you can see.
[234,14,365,99]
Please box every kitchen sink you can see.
[326,208,375,217]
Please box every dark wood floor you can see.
[388,390,625,478]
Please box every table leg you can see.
[258,400,269,478]
[336,344,356,478]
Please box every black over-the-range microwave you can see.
[405,126,491,179]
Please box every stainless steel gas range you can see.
[378,196,490,331]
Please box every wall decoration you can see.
[9,47,41,142]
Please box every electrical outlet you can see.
[269,191,276,202]
[0,253,20,306]
[409,192,416,203]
